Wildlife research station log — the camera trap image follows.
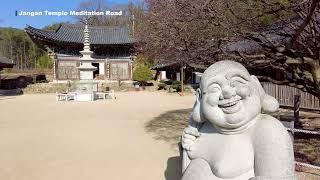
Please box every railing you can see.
[262,82,320,110]
[286,128,320,173]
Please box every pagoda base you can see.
[75,93,94,101]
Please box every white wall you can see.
[160,71,167,80]
[176,72,180,81]
[194,72,203,84]
[99,62,105,75]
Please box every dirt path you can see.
[0,92,195,180]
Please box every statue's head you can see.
[192,60,279,132]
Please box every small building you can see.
[0,56,15,88]
[25,24,136,81]
[0,56,14,71]
[151,62,206,84]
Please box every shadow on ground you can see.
[145,109,190,179]
[0,89,23,96]
[145,108,192,146]
[165,156,182,180]
[0,96,16,100]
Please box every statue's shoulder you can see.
[252,114,293,156]
[253,114,287,135]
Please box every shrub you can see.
[171,84,181,92]
[133,65,153,85]
[172,80,180,85]
[158,83,166,90]
[165,80,173,85]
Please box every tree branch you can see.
[289,0,319,47]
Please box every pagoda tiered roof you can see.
[25,24,136,45]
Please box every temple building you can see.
[25,24,136,81]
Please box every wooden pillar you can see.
[55,59,59,80]
[52,58,56,80]
[106,62,110,80]
[181,65,184,96]
[129,62,133,80]
[46,47,56,81]
[0,70,2,88]
[104,61,107,80]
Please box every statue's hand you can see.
[182,126,201,151]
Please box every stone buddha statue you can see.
[181,61,295,180]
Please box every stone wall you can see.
[23,83,69,94]
[22,81,162,94]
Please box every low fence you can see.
[286,127,320,172]
[262,82,320,110]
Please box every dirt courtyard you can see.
[0,92,195,180]
[0,92,318,180]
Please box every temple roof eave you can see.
[25,24,136,46]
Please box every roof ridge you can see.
[0,56,14,65]
[25,25,56,33]
[55,24,63,33]
[61,23,127,29]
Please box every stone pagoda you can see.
[78,24,97,80]
[75,24,97,101]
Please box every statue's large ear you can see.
[190,88,205,123]
[251,75,279,113]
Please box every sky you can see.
[0,0,130,29]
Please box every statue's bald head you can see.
[200,60,250,90]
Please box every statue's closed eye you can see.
[230,77,247,87]
[230,81,243,87]
[208,84,221,93]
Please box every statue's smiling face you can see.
[200,61,261,129]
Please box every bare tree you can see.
[222,0,320,97]
[75,0,145,29]
[76,0,109,25]
[138,0,320,97]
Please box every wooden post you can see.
[181,65,184,96]
[294,94,301,128]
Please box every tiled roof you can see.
[25,24,136,45]
[0,56,14,68]
[151,62,206,70]
[151,62,177,69]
